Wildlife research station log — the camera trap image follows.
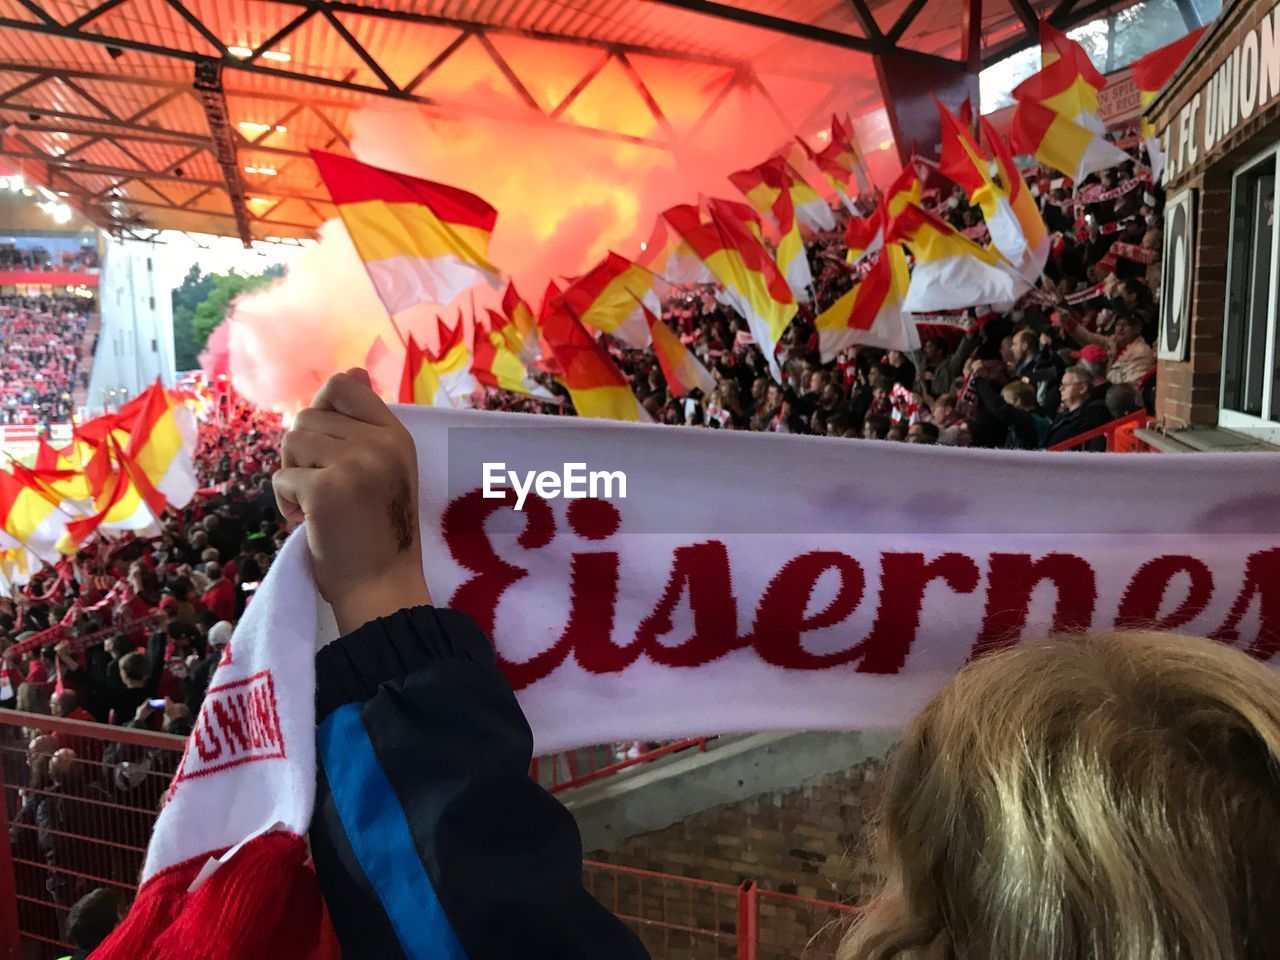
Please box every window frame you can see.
[1219,142,1280,444]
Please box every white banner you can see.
[307,408,1280,752]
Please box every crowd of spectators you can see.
[0,397,284,953]
[0,295,91,425]
[491,133,1162,453]
[0,243,99,273]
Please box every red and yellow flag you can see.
[798,114,870,210]
[63,437,166,550]
[816,240,918,358]
[501,281,540,362]
[539,300,648,421]
[890,204,1026,312]
[884,163,923,220]
[123,380,198,510]
[727,157,812,298]
[938,99,1047,283]
[845,206,886,264]
[0,465,68,562]
[312,150,500,314]
[556,253,665,349]
[729,156,834,234]
[663,201,797,382]
[398,322,475,408]
[637,217,714,285]
[1011,97,1129,184]
[474,311,552,398]
[642,303,716,398]
[1132,26,1207,135]
[982,116,1049,281]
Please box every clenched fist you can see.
[273,368,432,635]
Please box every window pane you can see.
[1224,156,1276,417]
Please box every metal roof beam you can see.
[981,0,1122,66]
[0,62,186,90]
[0,149,223,187]
[191,59,252,247]
[643,0,877,53]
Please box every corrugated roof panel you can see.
[72,78,178,123]
[334,10,466,92]
[189,0,311,54]
[255,9,384,90]
[143,179,213,207]
[78,138,147,171]
[113,137,199,174]
[0,0,45,23]
[171,148,218,181]
[8,76,110,119]
[18,129,88,157]
[84,0,220,57]
[137,92,208,135]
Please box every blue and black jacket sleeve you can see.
[311,605,649,960]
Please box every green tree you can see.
[171,263,284,370]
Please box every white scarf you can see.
[97,408,1280,958]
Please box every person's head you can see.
[65,887,127,953]
[938,422,973,447]
[1012,329,1038,363]
[201,548,220,567]
[820,383,842,409]
[808,370,827,394]
[103,635,132,667]
[827,413,855,439]
[751,377,769,403]
[1106,382,1142,418]
[1060,365,1092,411]
[839,630,1280,960]
[188,529,208,550]
[205,561,222,584]
[16,681,50,716]
[884,424,907,442]
[207,620,234,650]
[922,337,947,364]
[905,422,939,445]
[118,652,148,689]
[1001,380,1037,412]
[48,747,76,786]
[49,688,78,718]
[169,577,193,602]
[202,513,221,532]
[932,393,956,424]
[863,415,891,440]
[1113,311,1144,348]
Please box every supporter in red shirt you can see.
[200,562,236,623]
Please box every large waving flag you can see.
[642,303,716,398]
[0,466,69,563]
[884,163,923,220]
[845,207,885,264]
[728,157,813,297]
[64,438,166,549]
[500,281,541,363]
[937,100,1047,284]
[556,253,666,349]
[1132,26,1206,133]
[638,217,715,285]
[817,208,919,357]
[1132,26,1208,180]
[1016,20,1108,132]
[539,299,648,421]
[890,204,1028,312]
[729,156,835,234]
[982,117,1049,282]
[123,381,199,510]
[312,150,500,315]
[475,311,553,398]
[663,201,797,382]
[33,438,93,503]
[798,114,870,212]
[398,322,476,408]
[1011,97,1130,183]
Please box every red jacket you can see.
[201,578,235,623]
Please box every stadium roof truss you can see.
[0,0,1151,245]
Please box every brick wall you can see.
[587,755,885,960]
[1151,1,1280,428]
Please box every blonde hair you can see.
[840,631,1280,960]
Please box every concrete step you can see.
[564,730,898,853]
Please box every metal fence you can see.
[0,711,855,960]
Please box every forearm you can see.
[311,606,648,960]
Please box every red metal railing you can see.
[533,737,711,794]
[0,713,853,960]
[1047,409,1156,452]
